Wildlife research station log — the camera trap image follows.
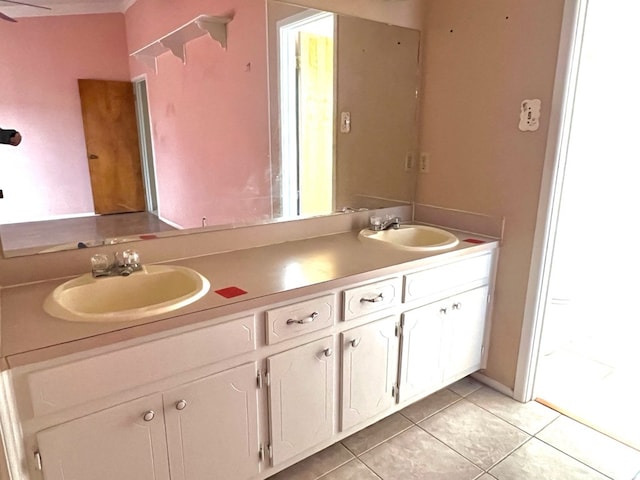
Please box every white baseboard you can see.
[471,372,515,398]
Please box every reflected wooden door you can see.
[78,79,146,214]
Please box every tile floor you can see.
[267,377,640,480]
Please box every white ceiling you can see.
[0,0,136,18]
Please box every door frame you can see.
[513,0,590,402]
[132,75,159,215]
[277,10,335,218]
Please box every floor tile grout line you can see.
[532,436,616,480]
[311,453,357,480]
[398,394,464,426]
[460,390,560,437]
[415,412,532,473]
[341,421,414,458]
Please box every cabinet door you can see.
[268,336,335,466]
[341,317,398,430]
[442,286,489,381]
[398,302,446,402]
[163,362,260,480]
[36,394,169,480]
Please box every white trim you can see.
[514,0,589,402]
[471,372,514,398]
[0,371,23,480]
[277,10,334,217]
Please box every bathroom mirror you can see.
[0,0,420,257]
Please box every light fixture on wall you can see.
[0,0,51,22]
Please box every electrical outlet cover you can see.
[519,99,541,132]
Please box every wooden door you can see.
[36,394,170,480]
[78,79,146,214]
[163,363,261,480]
[268,336,335,466]
[341,316,399,430]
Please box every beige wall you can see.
[417,0,566,389]
[284,0,425,29]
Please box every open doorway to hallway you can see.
[533,0,640,450]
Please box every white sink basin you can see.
[44,265,210,323]
[359,225,459,252]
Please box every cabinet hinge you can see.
[395,324,400,337]
[268,444,273,460]
[258,444,264,462]
[392,384,399,400]
[257,370,271,388]
[34,451,43,471]
[487,293,491,304]
[257,370,263,389]
[265,371,271,387]
[481,345,486,357]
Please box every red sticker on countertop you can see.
[215,286,248,298]
[463,238,486,244]
[139,234,158,240]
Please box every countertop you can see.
[0,229,497,368]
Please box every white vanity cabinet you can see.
[267,336,335,467]
[398,285,491,402]
[3,243,498,480]
[34,362,261,480]
[36,394,171,480]
[340,316,399,430]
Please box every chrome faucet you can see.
[368,215,401,231]
[91,249,142,277]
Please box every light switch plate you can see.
[519,99,541,131]
[340,112,351,133]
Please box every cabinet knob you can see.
[175,399,188,411]
[323,348,333,357]
[440,307,448,315]
[350,338,361,348]
[452,302,462,310]
[142,410,156,422]
[360,293,384,303]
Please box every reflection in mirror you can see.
[0,0,420,257]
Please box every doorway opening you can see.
[528,0,640,450]
[133,77,159,215]
[277,10,335,218]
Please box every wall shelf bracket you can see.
[130,14,232,73]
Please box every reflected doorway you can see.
[278,11,335,217]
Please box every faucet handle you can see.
[91,253,112,276]
[122,249,140,267]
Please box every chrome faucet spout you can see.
[369,216,401,231]
[91,249,143,277]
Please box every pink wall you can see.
[0,14,131,224]
[125,0,271,228]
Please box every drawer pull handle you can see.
[351,338,361,348]
[323,348,333,357]
[176,399,188,411]
[360,293,384,303]
[142,410,156,422]
[440,307,448,315]
[286,311,319,325]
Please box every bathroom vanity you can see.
[0,228,498,480]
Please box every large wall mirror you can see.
[0,0,420,257]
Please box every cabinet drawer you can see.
[343,278,401,321]
[265,294,336,344]
[404,253,493,304]
[27,315,257,417]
